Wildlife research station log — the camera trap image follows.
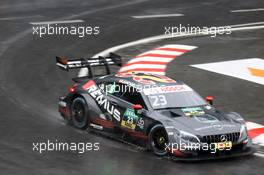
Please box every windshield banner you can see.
[143,85,193,95]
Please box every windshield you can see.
[143,84,207,109]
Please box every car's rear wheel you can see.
[71,97,89,129]
[149,124,169,156]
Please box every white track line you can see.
[230,21,264,28]
[132,14,184,19]
[0,15,42,21]
[232,25,264,31]
[231,8,264,13]
[94,23,264,57]
[30,20,84,25]
[254,152,264,158]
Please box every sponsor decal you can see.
[181,107,205,116]
[137,117,145,130]
[118,79,137,87]
[86,81,121,122]
[121,108,139,130]
[143,84,192,95]
[133,75,176,85]
[149,94,167,107]
[115,72,134,78]
[191,58,264,85]
[116,73,176,84]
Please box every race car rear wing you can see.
[56,53,122,78]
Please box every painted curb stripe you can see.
[154,47,188,52]
[126,57,173,63]
[246,121,264,130]
[137,50,186,56]
[119,44,197,75]
[136,53,178,58]
[246,121,264,139]
[248,128,264,138]
[246,122,264,146]
[124,61,169,66]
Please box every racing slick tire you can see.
[71,97,89,129]
[148,124,169,156]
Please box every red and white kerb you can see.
[118,44,197,75]
[246,122,264,146]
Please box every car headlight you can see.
[239,125,248,141]
[178,130,200,143]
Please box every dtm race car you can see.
[56,53,253,160]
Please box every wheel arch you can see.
[68,93,90,117]
[146,121,163,135]
[70,93,85,104]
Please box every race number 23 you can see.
[149,95,167,107]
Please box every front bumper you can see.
[167,146,254,161]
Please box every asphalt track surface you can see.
[0,0,264,174]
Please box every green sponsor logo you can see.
[182,107,205,116]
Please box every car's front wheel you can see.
[149,124,169,156]
[71,97,89,129]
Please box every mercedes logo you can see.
[220,135,227,142]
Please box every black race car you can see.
[56,54,253,160]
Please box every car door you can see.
[98,81,148,134]
[85,81,123,132]
[118,90,147,132]
[105,84,147,133]
[101,82,130,125]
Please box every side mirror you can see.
[205,96,214,105]
[132,104,143,115]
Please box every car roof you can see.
[104,72,184,87]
